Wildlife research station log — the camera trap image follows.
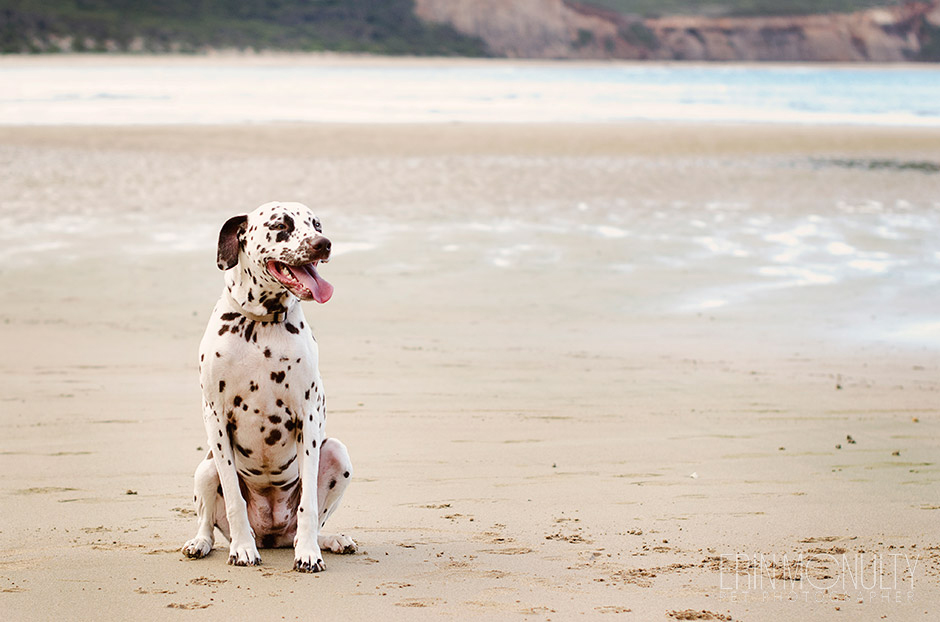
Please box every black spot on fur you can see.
[279,478,298,489]
[329,479,336,490]
[263,348,272,358]
[218,325,230,336]
[262,297,287,316]
[271,371,286,383]
[243,321,255,343]
[343,471,350,478]
[276,399,283,407]
[275,214,294,242]
[268,415,282,424]
[249,381,258,392]
[220,312,239,321]
[248,468,263,476]
[279,455,296,471]
[233,396,242,407]
[284,419,295,432]
[219,380,226,392]
[285,323,299,334]
[235,444,253,458]
[304,390,310,400]
[265,429,282,445]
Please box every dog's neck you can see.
[223,259,295,323]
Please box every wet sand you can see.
[0,122,938,620]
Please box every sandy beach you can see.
[1,120,939,621]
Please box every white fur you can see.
[182,202,355,572]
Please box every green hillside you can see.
[0,0,920,55]
[0,0,488,54]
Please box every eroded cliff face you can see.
[413,0,645,59]
[413,0,940,61]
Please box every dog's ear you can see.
[217,214,248,270]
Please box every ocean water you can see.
[2,58,940,125]
[1,58,938,348]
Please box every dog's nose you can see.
[312,237,331,257]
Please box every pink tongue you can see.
[289,263,333,303]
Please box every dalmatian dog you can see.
[182,201,355,572]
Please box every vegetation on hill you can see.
[0,0,488,54]
[0,0,931,57]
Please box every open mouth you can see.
[266,260,334,304]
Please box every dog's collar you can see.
[224,288,287,323]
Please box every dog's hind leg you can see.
[316,438,357,554]
[182,454,222,559]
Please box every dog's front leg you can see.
[293,421,324,572]
[203,402,261,566]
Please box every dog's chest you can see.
[200,310,325,485]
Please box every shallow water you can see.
[2,57,938,348]
[3,58,940,126]
[1,141,937,348]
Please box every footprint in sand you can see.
[188,577,227,587]
[134,587,177,595]
[166,602,211,609]
[481,546,533,555]
[395,597,443,608]
[667,609,732,621]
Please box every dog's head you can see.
[217,201,333,304]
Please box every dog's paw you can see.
[227,541,261,567]
[293,546,326,573]
[318,533,357,555]
[182,537,213,559]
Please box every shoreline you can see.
[4,55,940,128]
[4,51,940,70]
[4,121,940,155]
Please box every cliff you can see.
[413,0,940,61]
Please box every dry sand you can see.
[0,122,938,621]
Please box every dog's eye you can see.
[270,222,287,231]
[314,220,322,232]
